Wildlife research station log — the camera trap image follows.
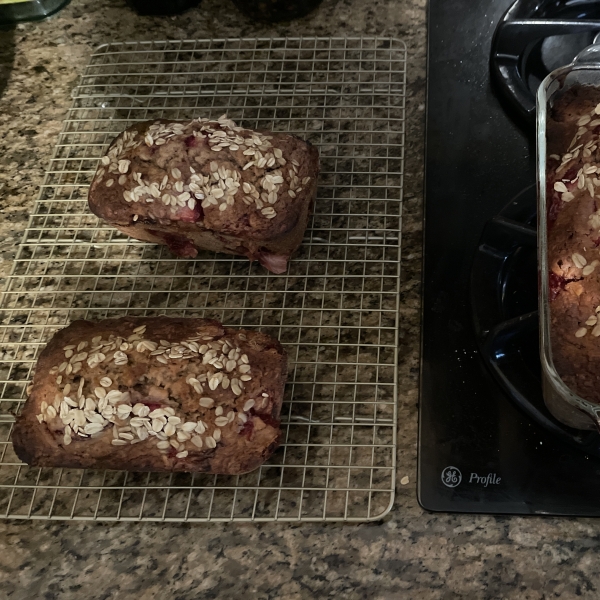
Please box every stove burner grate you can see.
[471,185,600,457]
[491,0,600,124]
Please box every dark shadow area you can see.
[0,27,15,102]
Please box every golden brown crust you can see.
[87,117,319,273]
[12,317,287,473]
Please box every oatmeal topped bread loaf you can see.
[547,85,600,403]
[12,317,287,473]
[88,116,319,274]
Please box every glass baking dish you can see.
[538,44,600,430]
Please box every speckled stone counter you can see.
[1,1,599,599]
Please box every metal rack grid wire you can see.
[0,37,406,522]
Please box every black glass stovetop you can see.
[419,0,600,515]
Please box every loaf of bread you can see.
[12,317,287,473]
[88,116,319,274]
[547,85,600,403]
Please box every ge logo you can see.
[441,466,462,488]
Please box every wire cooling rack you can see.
[0,37,406,522]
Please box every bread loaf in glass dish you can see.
[546,86,600,405]
[88,116,319,274]
[12,317,287,473]
[537,46,600,429]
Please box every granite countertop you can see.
[1,1,599,599]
